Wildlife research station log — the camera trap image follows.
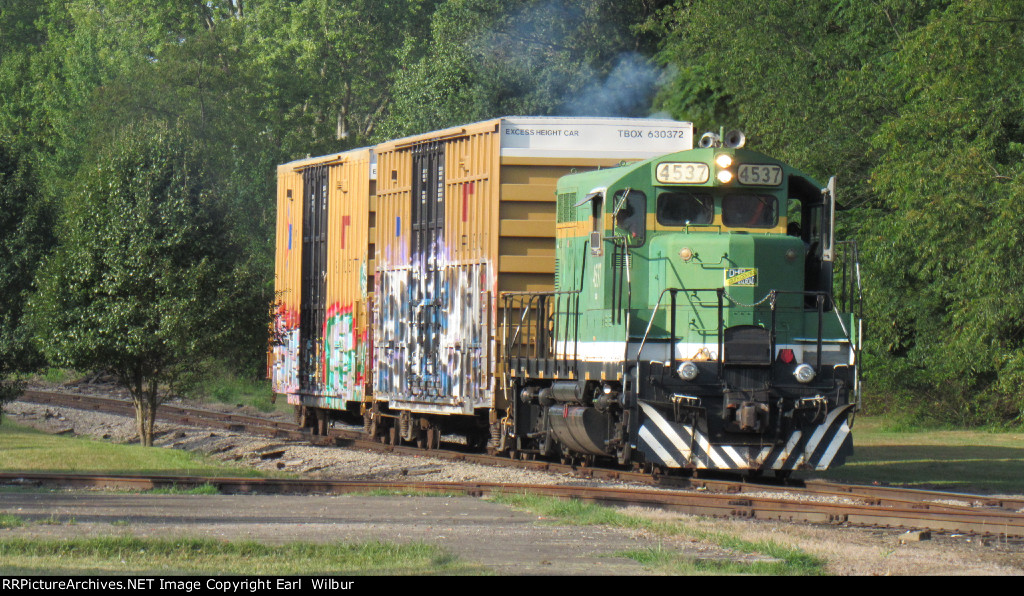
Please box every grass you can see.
[37,368,79,385]
[0,537,486,575]
[147,483,220,495]
[0,513,81,528]
[489,492,825,575]
[0,514,25,529]
[198,372,289,415]
[0,418,265,477]
[814,415,1024,494]
[36,514,75,526]
[617,546,813,575]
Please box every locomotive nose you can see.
[650,233,804,315]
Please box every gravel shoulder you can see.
[4,395,1024,575]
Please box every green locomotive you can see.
[503,131,861,474]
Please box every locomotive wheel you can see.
[388,426,399,446]
[428,426,441,450]
[616,442,631,466]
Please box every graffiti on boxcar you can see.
[323,303,360,401]
[375,264,408,403]
[271,304,300,395]
[375,235,493,412]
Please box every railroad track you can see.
[14,389,1024,538]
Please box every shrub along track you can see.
[14,390,1024,540]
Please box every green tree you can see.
[649,0,945,212]
[0,141,51,420]
[864,0,1024,424]
[28,122,259,444]
[380,0,670,139]
[34,2,277,378]
[244,0,440,154]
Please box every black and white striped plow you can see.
[636,402,854,471]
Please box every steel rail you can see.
[2,472,1023,538]
[15,389,1024,528]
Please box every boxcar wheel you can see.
[398,411,416,443]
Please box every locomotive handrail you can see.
[634,286,858,382]
[504,243,862,386]
[501,289,582,379]
[770,289,858,369]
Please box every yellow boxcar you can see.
[372,117,693,422]
[270,148,376,420]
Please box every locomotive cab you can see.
[503,135,861,474]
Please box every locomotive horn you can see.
[723,130,746,148]
[697,132,720,148]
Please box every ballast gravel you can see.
[3,397,626,487]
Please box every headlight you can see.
[794,363,815,384]
[676,361,700,381]
[715,154,733,168]
[716,170,734,183]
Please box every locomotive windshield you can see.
[657,191,713,226]
[722,194,778,228]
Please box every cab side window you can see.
[614,189,647,243]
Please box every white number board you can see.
[737,164,784,186]
[656,162,710,184]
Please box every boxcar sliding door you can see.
[299,164,329,394]
[408,142,446,401]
